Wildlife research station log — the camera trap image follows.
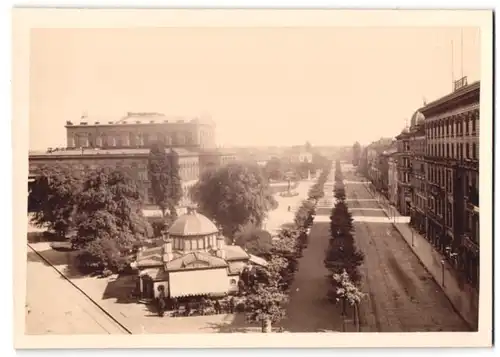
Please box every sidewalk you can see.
[362,184,479,330]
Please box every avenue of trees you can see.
[239,161,332,332]
[324,160,365,330]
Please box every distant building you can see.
[364,138,393,188]
[387,153,398,206]
[29,112,236,207]
[395,128,412,216]
[65,112,216,150]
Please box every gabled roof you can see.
[222,244,250,261]
[165,251,228,271]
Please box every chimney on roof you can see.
[163,236,174,262]
[216,235,226,259]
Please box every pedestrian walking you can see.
[214,300,221,314]
[229,297,235,314]
[158,297,166,317]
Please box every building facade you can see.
[387,154,398,206]
[408,111,427,234]
[29,113,236,207]
[395,128,412,216]
[65,112,216,150]
[422,80,480,288]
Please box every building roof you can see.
[248,254,268,267]
[168,209,219,237]
[65,112,213,127]
[419,81,480,115]
[29,147,198,159]
[221,244,250,261]
[410,110,425,127]
[164,251,228,271]
[135,246,164,267]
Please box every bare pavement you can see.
[344,171,470,332]
[26,247,128,335]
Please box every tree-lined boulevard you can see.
[26,155,470,334]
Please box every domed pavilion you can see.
[134,207,267,302]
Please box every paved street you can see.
[26,247,128,335]
[343,170,470,332]
[282,173,345,332]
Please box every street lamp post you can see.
[440,259,445,287]
[411,226,415,247]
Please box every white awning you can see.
[169,268,229,298]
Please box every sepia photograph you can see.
[12,8,493,349]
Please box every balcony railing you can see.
[462,233,479,255]
[468,187,479,207]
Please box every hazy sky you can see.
[29,27,480,150]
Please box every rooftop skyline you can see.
[29,27,480,150]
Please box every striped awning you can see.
[169,269,229,298]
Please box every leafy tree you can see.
[148,141,170,216]
[72,168,151,272]
[308,183,324,202]
[325,198,364,284]
[324,233,364,284]
[263,157,285,181]
[28,164,83,239]
[234,224,273,258]
[190,161,277,241]
[330,201,354,238]
[166,149,183,217]
[329,269,365,319]
[242,256,289,332]
[334,184,346,202]
[294,199,316,229]
[148,144,183,217]
[296,159,314,179]
[271,228,301,290]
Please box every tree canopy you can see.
[28,164,83,238]
[234,224,273,258]
[190,161,277,240]
[148,143,183,217]
[72,168,151,272]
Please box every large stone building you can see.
[408,110,427,234]
[29,112,236,207]
[422,80,480,288]
[65,112,216,150]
